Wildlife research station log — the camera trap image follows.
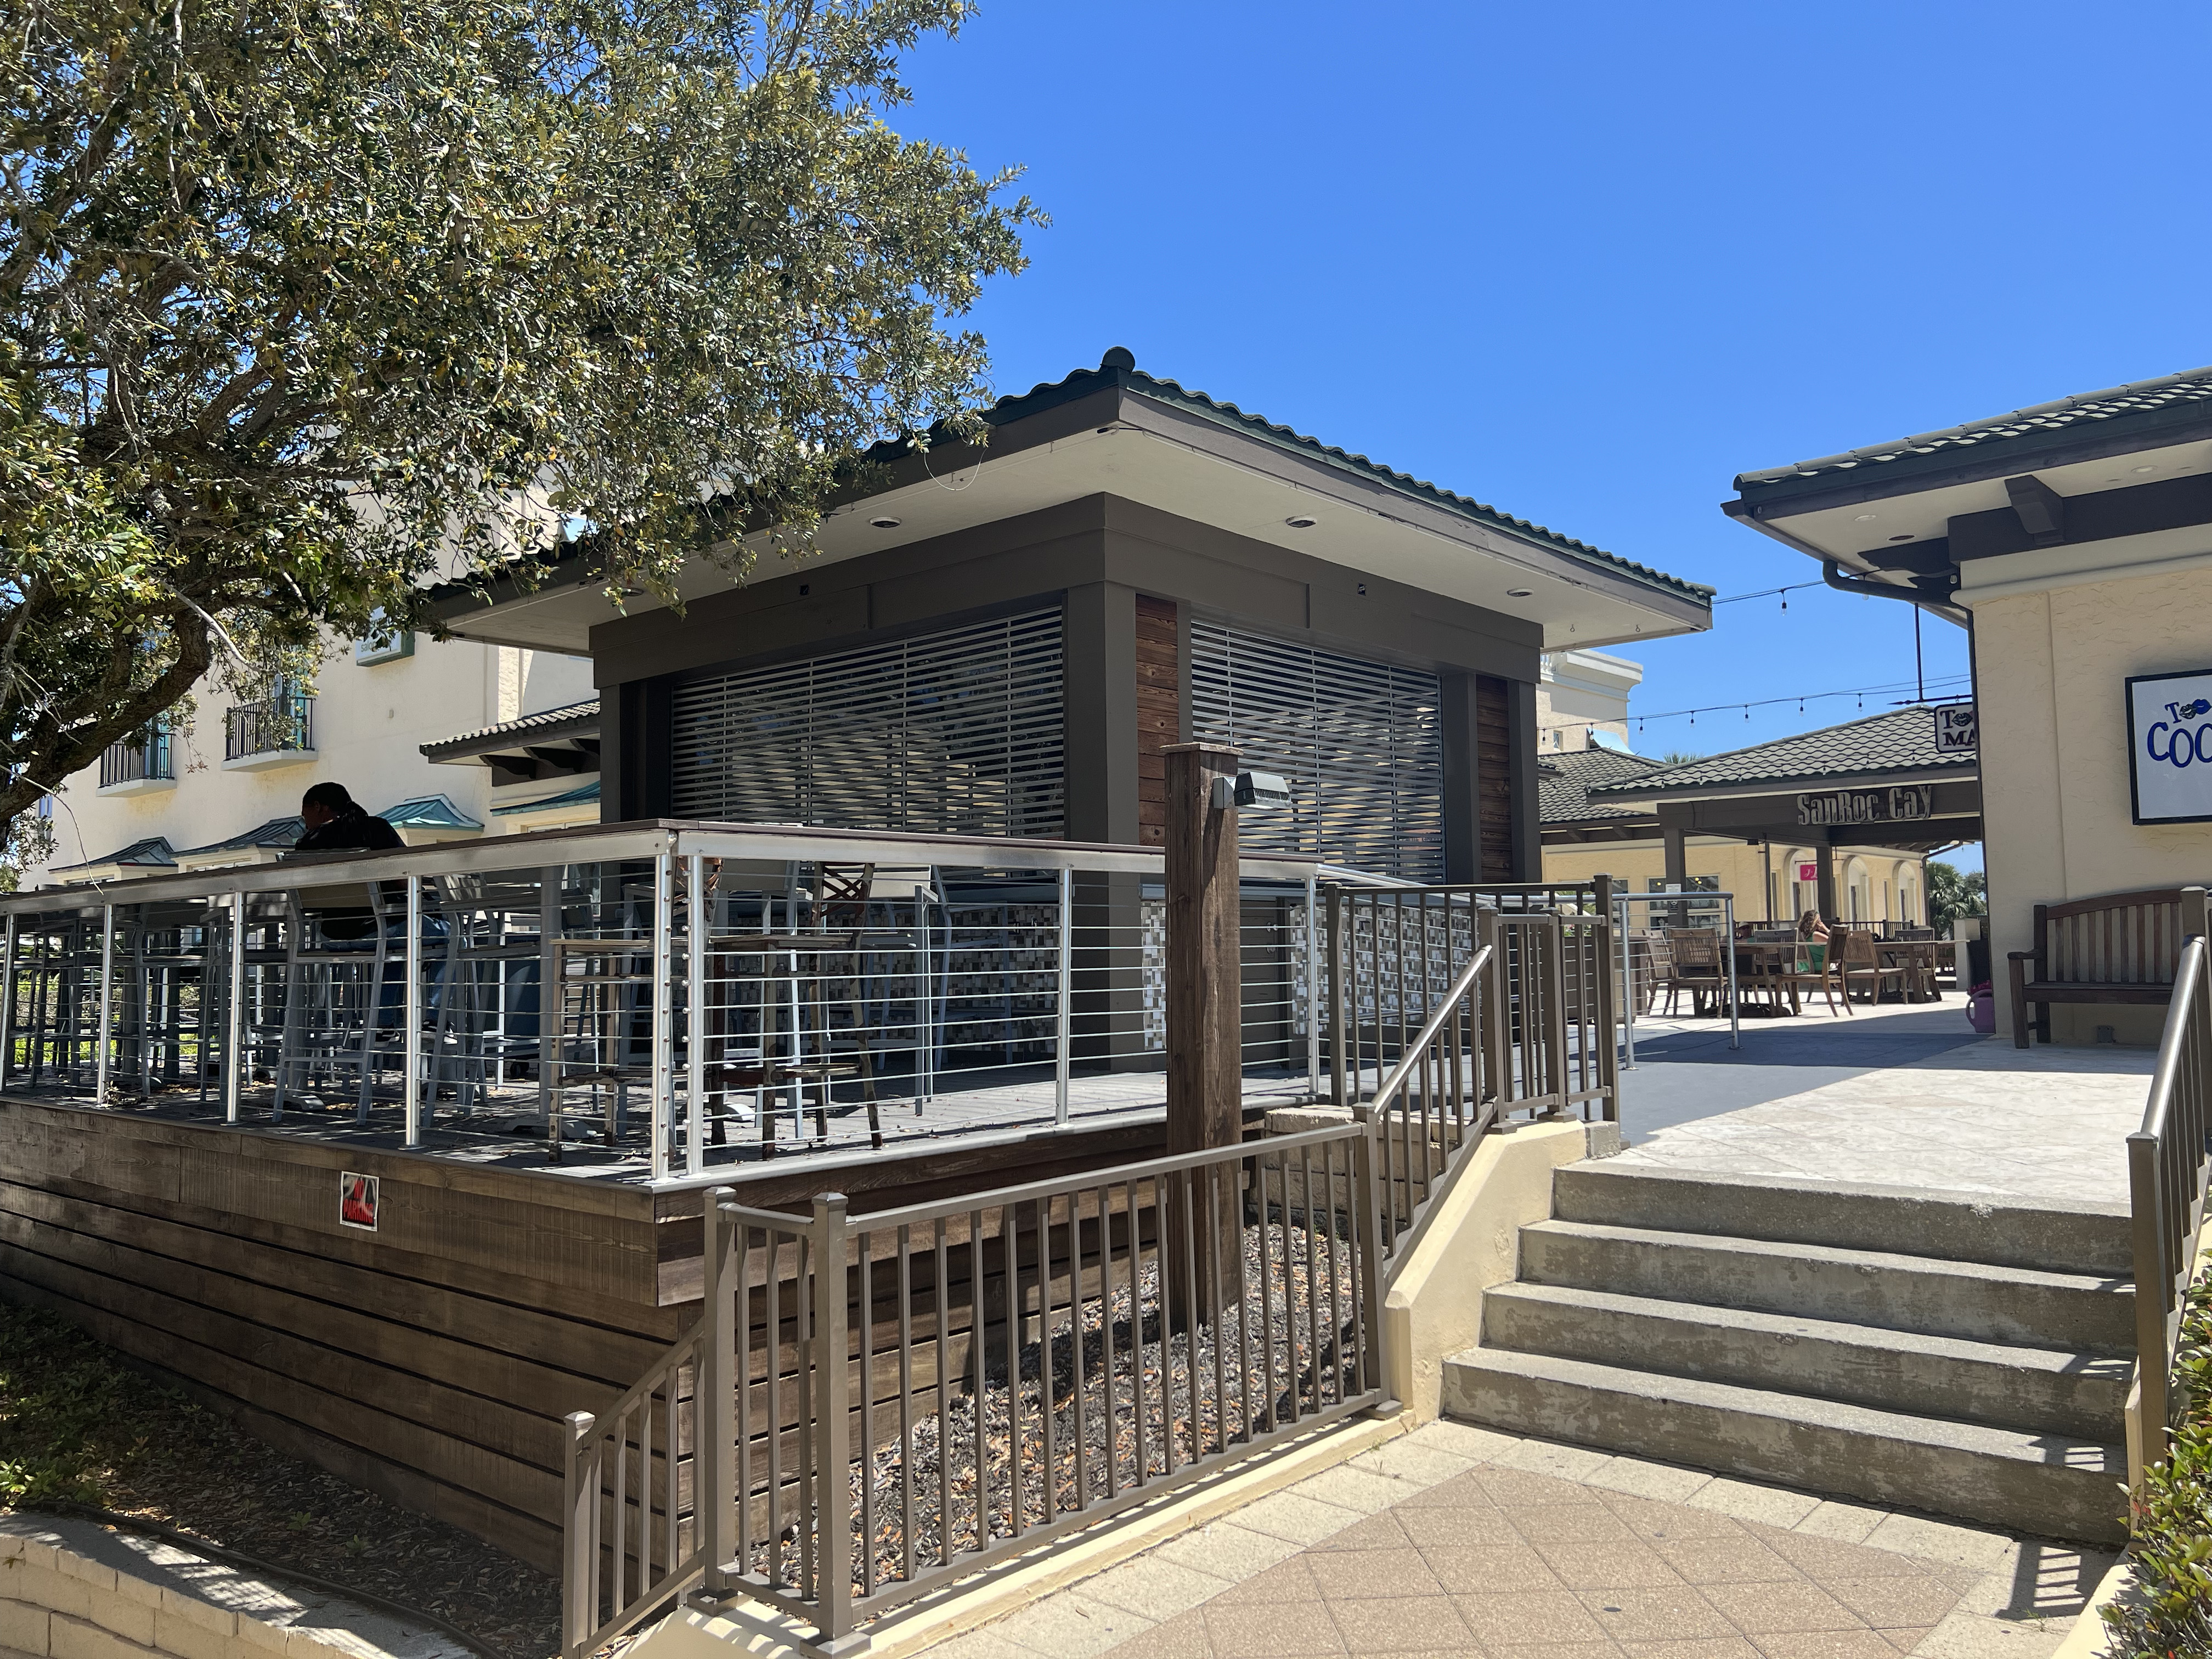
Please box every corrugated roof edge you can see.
[866,354,1713,608]
[1735,364,2212,489]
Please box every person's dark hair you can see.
[302,782,354,811]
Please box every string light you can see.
[1713,581,1820,607]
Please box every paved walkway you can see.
[930,1424,2115,1659]
[1612,995,2153,1205]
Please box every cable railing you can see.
[0,825,1375,1179]
[2129,887,2212,1465]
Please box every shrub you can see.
[2104,1267,2212,1655]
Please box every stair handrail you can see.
[1361,932,1498,1273]
[2128,885,2212,1476]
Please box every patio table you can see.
[1877,938,1950,1003]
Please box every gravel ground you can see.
[0,1302,559,1658]
[740,1210,1365,1602]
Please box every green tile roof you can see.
[1539,748,1667,825]
[421,698,600,761]
[1736,364,2212,491]
[871,350,1712,609]
[1593,707,1975,799]
[492,778,601,816]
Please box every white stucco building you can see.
[27,630,595,884]
[1535,648,1643,753]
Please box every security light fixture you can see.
[1285,514,1318,528]
[1211,771,1293,810]
[870,516,902,529]
[1506,587,1534,598]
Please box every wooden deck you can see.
[0,1089,1280,1568]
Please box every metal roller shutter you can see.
[1190,620,1444,881]
[670,608,1065,837]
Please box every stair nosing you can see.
[1481,1280,2135,1376]
[1522,1218,2130,1295]
[1446,1345,2128,1468]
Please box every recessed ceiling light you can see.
[869,516,901,529]
[1888,534,1914,543]
[2135,466,2155,473]
[1506,588,1534,598]
[1853,513,1878,522]
[1285,514,1318,528]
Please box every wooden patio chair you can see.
[1778,939,1842,1017]
[1663,928,1726,1017]
[1836,928,1908,1007]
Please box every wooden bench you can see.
[2008,887,2208,1047]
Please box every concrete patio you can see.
[1611,991,2154,1205]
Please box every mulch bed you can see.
[0,1301,558,1658]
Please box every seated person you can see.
[291,782,404,944]
[1796,908,1831,943]
[294,781,403,853]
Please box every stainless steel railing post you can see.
[1055,865,1072,1124]
[94,902,114,1106]
[403,876,424,1147]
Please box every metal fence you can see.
[557,891,1606,1656]
[2129,886,2212,1466]
[0,825,1396,1177]
[1325,877,1617,1124]
[563,1122,1386,1654]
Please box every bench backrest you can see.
[2036,888,2189,985]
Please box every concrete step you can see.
[1442,1345,2129,1544]
[1552,1162,2132,1277]
[1481,1280,2132,1442]
[1519,1219,2134,1353]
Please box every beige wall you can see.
[1971,563,2212,1045]
[1536,648,1641,754]
[1543,836,1928,927]
[29,636,592,883]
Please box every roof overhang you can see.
[1726,370,2212,623]
[436,371,1711,657]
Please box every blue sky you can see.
[900,2,2212,873]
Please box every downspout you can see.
[1820,560,1969,628]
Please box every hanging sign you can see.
[1796,786,1934,826]
[1797,862,1819,883]
[339,1171,380,1232]
[2126,669,2212,825]
[1933,706,1978,754]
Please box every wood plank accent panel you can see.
[1135,594,1179,847]
[1476,674,1515,882]
[0,1099,673,1572]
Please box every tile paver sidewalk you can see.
[924,1424,2118,1659]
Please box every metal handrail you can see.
[2128,890,2212,1469]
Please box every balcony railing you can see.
[98,728,173,790]
[224,692,313,763]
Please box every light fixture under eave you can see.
[869,516,901,529]
[1284,514,1318,529]
[1506,588,1534,598]
[1853,512,1878,522]
[1888,534,1914,543]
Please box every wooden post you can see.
[1163,742,1241,1330]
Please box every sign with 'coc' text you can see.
[2126,669,2212,825]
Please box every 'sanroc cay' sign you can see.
[2126,668,2212,825]
[1796,786,1934,826]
